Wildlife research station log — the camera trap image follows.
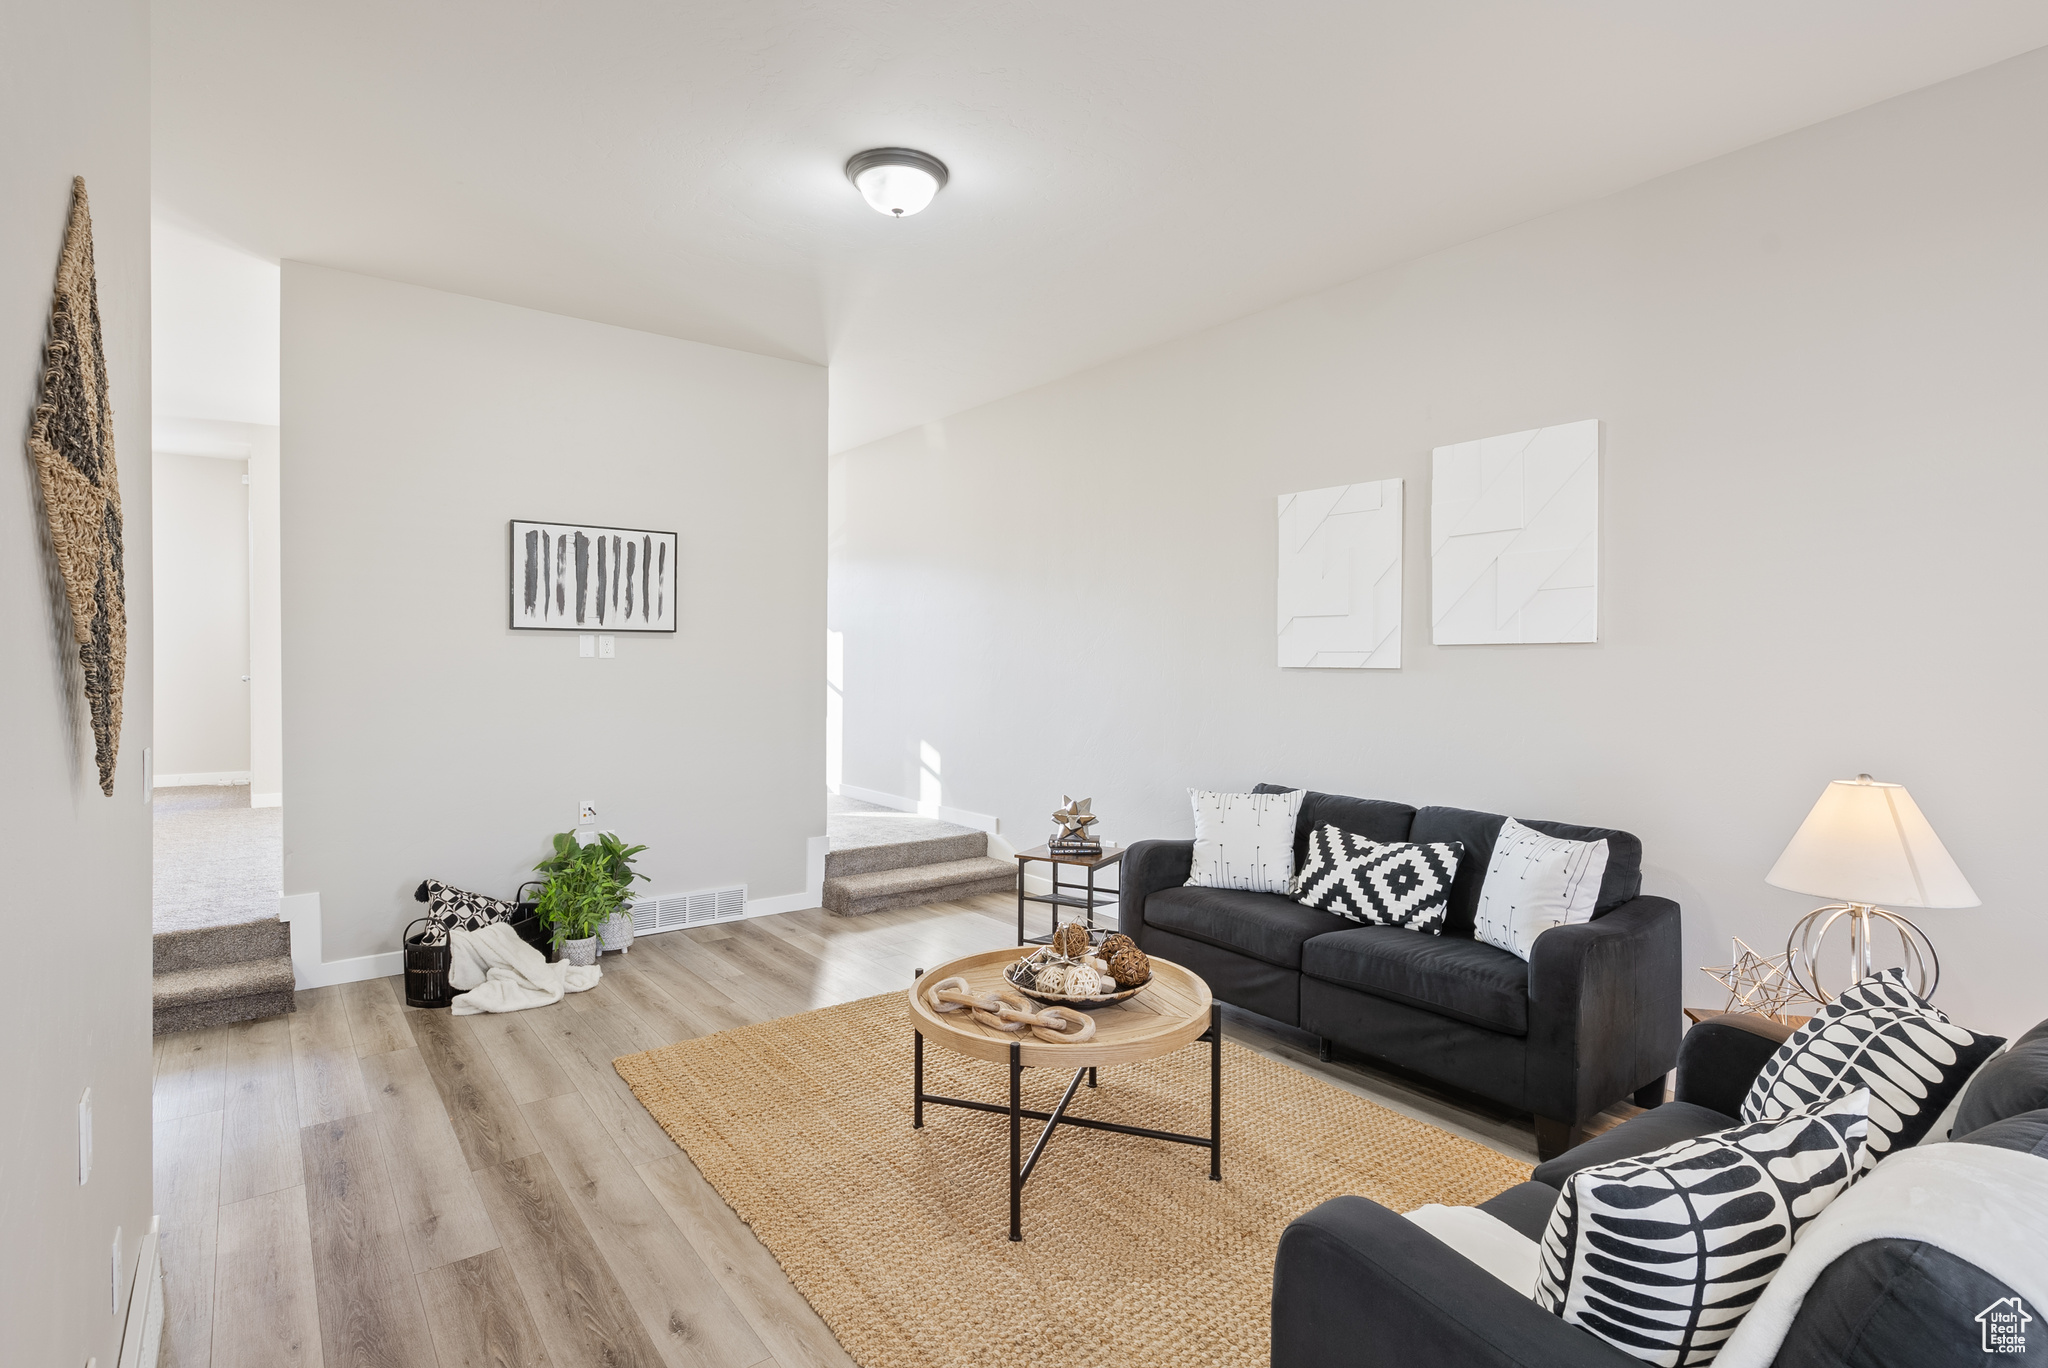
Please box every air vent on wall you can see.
[628,885,748,935]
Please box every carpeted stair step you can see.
[824,829,988,878]
[823,855,1016,917]
[153,916,296,1034]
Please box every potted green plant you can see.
[532,832,640,965]
[585,830,648,952]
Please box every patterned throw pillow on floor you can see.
[1535,1091,1871,1367]
[1292,825,1463,933]
[417,878,518,934]
[1741,967,2005,1166]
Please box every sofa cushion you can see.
[1142,885,1351,970]
[1953,1017,2048,1138]
[1254,783,1416,875]
[1957,1107,2048,1158]
[1410,805,1643,938]
[1529,1100,1736,1188]
[1301,925,1530,1035]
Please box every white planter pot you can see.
[597,910,634,954]
[562,936,599,967]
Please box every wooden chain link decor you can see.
[26,177,126,795]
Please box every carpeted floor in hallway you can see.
[152,784,282,933]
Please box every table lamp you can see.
[1765,773,1977,1003]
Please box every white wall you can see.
[151,217,280,426]
[283,263,826,963]
[832,49,2048,1038]
[0,0,154,1363]
[152,450,251,778]
[154,417,284,800]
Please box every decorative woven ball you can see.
[1051,922,1092,957]
[1035,963,1072,995]
[1063,965,1103,997]
[1099,933,1137,962]
[1108,947,1151,986]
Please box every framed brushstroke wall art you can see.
[510,521,678,632]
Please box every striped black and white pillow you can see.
[1292,825,1463,933]
[1742,967,2005,1166]
[1536,1091,1871,1366]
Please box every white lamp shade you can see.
[1765,775,1979,908]
[853,163,940,217]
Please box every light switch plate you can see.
[578,634,594,658]
[598,635,616,658]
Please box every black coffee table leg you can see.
[1210,1002,1223,1181]
[913,1030,924,1129]
[1009,1042,1023,1241]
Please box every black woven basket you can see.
[402,917,454,1010]
[508,880,560,963]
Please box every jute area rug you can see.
[614,993,1530,1368]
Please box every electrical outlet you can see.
[578,634,594,658]
[598,635,616,658]
[579,801,597,825]
[78,1088,91,1185]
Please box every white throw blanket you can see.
[447,920,600,1014]
[1716,1141,2048,1368]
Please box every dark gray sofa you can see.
[1272,1013,2048,1368]
[1121,784,1682,1159]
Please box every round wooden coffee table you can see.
[907,948,1220,1240]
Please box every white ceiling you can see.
[152,2,2048,452]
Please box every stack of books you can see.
[1048,834,1104,856]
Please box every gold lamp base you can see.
[1785,902,1940,1004]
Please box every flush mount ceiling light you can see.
[845,147,948,217]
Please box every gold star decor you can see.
[1701,937,1813,1020]
[1051,796,1099,839]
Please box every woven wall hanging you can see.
[27,177,126,795]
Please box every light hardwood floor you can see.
[153,893,1627,1368]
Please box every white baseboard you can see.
[838,783,1001,835]
[250,791,283,808]
[117,1215,162,1368]
[280,892,403,988]
[748,834,830,916]
[156,770,250,788]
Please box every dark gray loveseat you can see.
[1121,784,1682,1160]
[1272,1012,2048,1368]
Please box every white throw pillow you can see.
[1472,817,1608,960]
[1186,789,1302,894]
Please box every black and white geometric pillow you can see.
[1741,967,2006,1166]
[1292,826,1463,933]
[1535,1090,1871,1367]
[420,879,518,934]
